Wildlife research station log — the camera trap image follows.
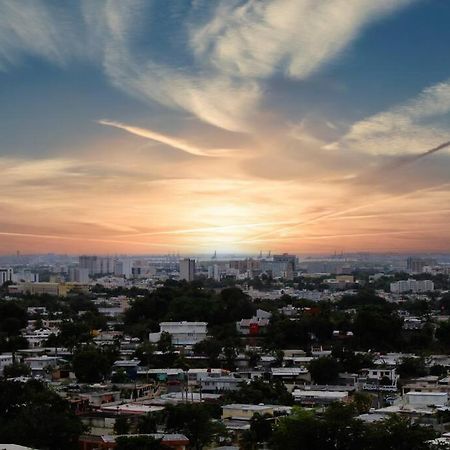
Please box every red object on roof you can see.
[249,323,260,336]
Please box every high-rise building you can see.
[69,267,90,283]
[390,279,434,293]
[79,256,114,275]
[406,257,437,273]
[114,259,133,278]
[180,258,195,281]
[0,268,13,285]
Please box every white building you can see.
[292,389,348,406]
[24,355,59,374]
[201,375,242,392]
[390,279,434,293]
[405,391,448,407]
[24,329,58,348]
[149,321,207,347]
[359,368,398,391]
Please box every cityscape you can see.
[1,1,450,449]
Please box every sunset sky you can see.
[0,0,450,255]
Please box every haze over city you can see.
[1,0,450,254]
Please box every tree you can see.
[436,320,450,348]
[0,336,28,354]
[225,379,293,405]
[157,331,174,353]
[73,346,112,383]
[272,404,437,450]
[164,403,221,450]
[114,415,130,435]
[353,308,403,351]
[332,348,374,373]
[0,380,84,449]
[137,413,158,434]
[397,357,427,379]
[193,338,222,366]
[134,341,156,366]
[3,362,31,378]
[353,392,373,414]
[111,368,130,384]
[116,436,164,450]
[241,413,273,449]
[438,293,450,313]
[223,341,238,370]
[0,302,27,336]
[272,407,324,450]
[366,415,436,450]
[56,320,92,350]
[247,351,261,368]
[309,357,340,385]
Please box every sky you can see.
[0,0,450,255]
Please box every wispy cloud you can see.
[98,120,235,157]
[329,80,450,154]
[190,0,415,80]
[0,1,85,70]
[0,1,416,132]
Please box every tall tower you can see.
[180,258,195,281]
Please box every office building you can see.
[79,256,114,275]
[179,258,195,281]
[69,267,90,283]
[390,279,434,293]
[114,259,133,278]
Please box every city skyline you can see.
[1,1,450,254]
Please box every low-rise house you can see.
[201,375,242,393]
[359,368,398,392]
[0,353,13,375]
[270,367,310,383]
[144,368,184,383]
[222,404,292,421]
[149,322,208,347]
[79,433,189,450]
[23,328,58,348]
[405,391,448,408]
[149,391,221,405]
[292,389,349,406]
[112,359,140,379]
[236,310,272,336]
[100,403,164,416]
[79,390,122,407]
[372,391,449,425]
[23,355,60,376]
[403,317,426,330]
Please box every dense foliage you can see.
[0,380,84,449]
[272,404,437,450]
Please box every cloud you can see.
[86,0,415,132]
[0,1,85,70]
[81,0,261,132]
[0,1,415,132]
[190,0,415,80]
[330,80,450,154]
[98,120,236,157]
